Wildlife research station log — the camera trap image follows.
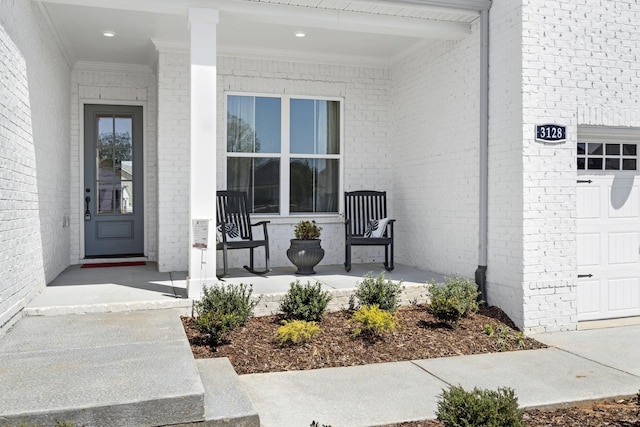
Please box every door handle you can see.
[578,274,593,278]
[84,193,91,221]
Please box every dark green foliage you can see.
[279,280,332,322]
[436,385,524,427]
[294,220,322,239]
[194,283,259,345]
[427,276,481,327]
[353,272,403,312]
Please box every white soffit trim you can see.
[36,0,474,39]
[208,0,471,40]
[74,61,153,74]
[152,39,190,53]
[358,0,491,12]
[32,0,189,15]
[578,125,640,143]
[35,2,75,67]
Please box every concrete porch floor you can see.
[25,262,446,316]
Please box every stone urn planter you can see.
[287,220,324,274]
[287,239,325,275]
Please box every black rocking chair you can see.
[344,190,395,272]
[216,191,270,278]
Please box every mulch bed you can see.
[182,304,545,375]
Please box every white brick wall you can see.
[487,0,526,329]
[0,0,70,333]
[488,0,640,333]
[156,49,190,272]
[70,67,158,264]
[520,1,579,333]
[521,0,640,332]
[214,57,393,269]
[390,26,480,279]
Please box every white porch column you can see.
[187,7,218,299]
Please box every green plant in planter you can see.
[288,220,325,274]
[294,220,322,239]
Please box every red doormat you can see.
[81,261,146,268]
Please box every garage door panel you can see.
[577,186,600,219]
[609,181,637,217]
[577,170,640,321]
[578,280,602,315]
[608,278,639,311]
[577,233,600,266]
[607,232,639,265]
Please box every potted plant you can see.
[286,220,325,274]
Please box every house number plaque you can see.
[535,124,566,143]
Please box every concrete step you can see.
[23,298,193,317]
[0,309,205,427]
[195,358,260,427]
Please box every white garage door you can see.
[577,136,640,321]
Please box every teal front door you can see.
[84,105,144,257]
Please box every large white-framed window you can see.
[226,93,342,215]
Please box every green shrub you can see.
[353,272,403,312]
[194,283,259,345]
[485,324,527,351]
[279,280,332,322]
[275,320,322,345]
[351,305,397,338]
[427,276,481,326]
[436,385,524,427]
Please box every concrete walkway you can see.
[1,308,639,427]
[242,326,640,426]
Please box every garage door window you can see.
[578,142,637,171]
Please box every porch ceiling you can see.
[35,0,487,70]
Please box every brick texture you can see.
[0,0,70,333]
[391,25,481,278]
[157,50,190,272]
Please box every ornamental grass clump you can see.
[279,280,332,322]
[427,276,481,327]
[275,320,322,345]
[350,304,397,338]
[194,283,259,345]
[353,272,403,312]
[436,385,524,427]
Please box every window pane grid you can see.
[577,141,638,171]
[227,94,341,214]
[96,114,134,214]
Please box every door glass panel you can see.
[95,114,134,215]
[97,182,114,213]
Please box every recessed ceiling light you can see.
[102,31,116,38]
[294,31,306,38]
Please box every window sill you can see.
[253,214,344,225]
